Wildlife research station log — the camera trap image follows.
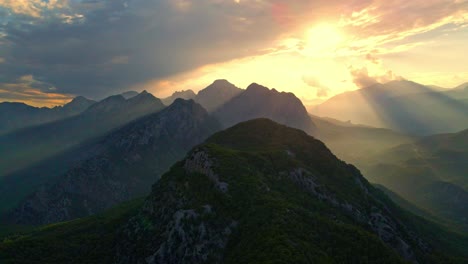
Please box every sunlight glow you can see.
[303,24,344,56]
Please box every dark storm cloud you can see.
[0,0,285,99]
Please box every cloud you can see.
[302,75,330,97]
[0,75,74,107]
[0,0,289,98]
[349,66,402,88]
[0,0,466,101]
[0,0,70,18]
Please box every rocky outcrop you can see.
[285,167,421,262]
[116,119,440,263]
[116,154,236,264]
[184,149,229,193]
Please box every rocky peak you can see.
[116,119,435,263]
[195,79,242,112]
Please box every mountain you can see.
[313,80,468,135]
[215,83,315,133]
[361,129,468,232]
[310,115,415,166]
[0,91,165,178]
[0,96,96,135]
[445,82,468,101]
[8,99,220,225]
[0,199,144,263]
[452,82,468,91]
[162,90,196,105]
[114,119,466,263]
[121,91,139,99]
[195,79,243,112]
[2,119,467,263]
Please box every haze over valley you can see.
[0,0,467,263]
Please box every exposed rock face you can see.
[285,167,424,262]
[214,83,315,133]
[116,149,235,264]
[11,99,221,225]
[116,119,435,263]
[184,150,229,193]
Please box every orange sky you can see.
[1,0,467,107]
[142,0,468,104]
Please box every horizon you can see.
[2,78,467,108]
[1,1,467,107]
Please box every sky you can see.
[0,0,467,107]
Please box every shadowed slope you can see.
[10,99,220,225]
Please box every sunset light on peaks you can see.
[0,1,467,262]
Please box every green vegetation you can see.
[120,119,468,263]
[2,119,467,263]
[0,198,143,264]
[362,129,468,232]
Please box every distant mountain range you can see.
[0,79,467,263]
[11,99,220,225]
[161,79,243,111]
[0,96,95,135]
[0,91,167,217]
[313,80,468,135]
[2,119,467,263]
[361,129,468,232]
[3,81,318,223]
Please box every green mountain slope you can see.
[117,119,467,263]
[1,119,466,264]
[362,129,468,231]
[0,199,143,264]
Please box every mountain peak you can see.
[195,79,242,112]
[246,82,269,91]
[211,79,231,85]
[172,97,194,106]
[215,83,315,133]
[120,91,139,99]
[70,95,87,102]
[62,96,96,112]
[116,118,434,263]
[162,90,196,106]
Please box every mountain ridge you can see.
[10,99,220,225]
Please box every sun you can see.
[303,24,344,56]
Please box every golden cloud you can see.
[0,0,69,17]
[0,75,74,107]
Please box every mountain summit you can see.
[116,118,462,263]
[1,119,466,263]
[214,83,315,133]
[195,79,242,112]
